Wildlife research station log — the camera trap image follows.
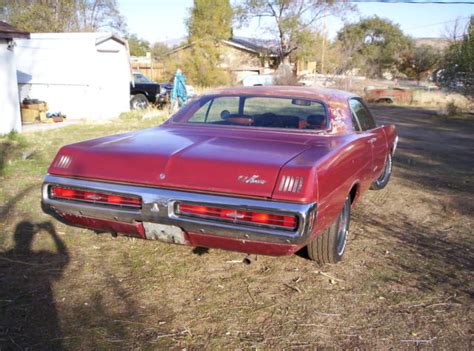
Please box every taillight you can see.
[50,186,141,208]
[177,203,297,230]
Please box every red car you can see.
[42,86,397,264]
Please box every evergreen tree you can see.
[181,0,233,86]
[187,0,232,41]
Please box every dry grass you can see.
[411,90,474,115]
[0,106,473,349]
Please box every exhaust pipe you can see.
[243,254,257,265]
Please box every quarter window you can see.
[188,96,240,123]
[349,99,376,131]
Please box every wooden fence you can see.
[131,61,166,82]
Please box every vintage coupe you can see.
[42,86,397,263]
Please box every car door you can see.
[349,98,388,180]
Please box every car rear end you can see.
[42,174,317,256]
[41,87,351,256]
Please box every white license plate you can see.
[143,222,188,245]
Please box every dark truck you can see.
[130,73,171,110]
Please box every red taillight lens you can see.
[177,203,297,230]
[50,186,141,208]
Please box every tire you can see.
[307,196,351,264]
[370,153,393,190]
[130,94,149,110]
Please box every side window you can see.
[349,99,376,131]
[188,97,240,123]
[351,112,361,132]
[133,74,149,84]
[188,100,212,123]
[206,96,240,122]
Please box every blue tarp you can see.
[171,70,188,107]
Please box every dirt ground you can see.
[0,106,473,349]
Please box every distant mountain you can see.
[161,37,187,48]
[414,37,450,50]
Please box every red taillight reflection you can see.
[177,203,297,230]
[50,186,141,208]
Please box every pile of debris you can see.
[20,98,66,124]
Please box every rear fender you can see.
[309,140,371,242]
[383,124,397,153]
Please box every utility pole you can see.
[321,14,327,76]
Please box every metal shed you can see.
[15,32,131,120]
[0,21,29,135]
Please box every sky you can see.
[118,0,474,44]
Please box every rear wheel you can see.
[307,197,351,264]
[370,153,392,190]
[130,94,149,110]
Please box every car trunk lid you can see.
[49,126,314,198]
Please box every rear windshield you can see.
[185,95,328,130]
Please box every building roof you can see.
[28,32,127,46]
[228,36,279,56]
[167,36,280,57]
[0,21,30,39]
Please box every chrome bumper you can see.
[41,175,317,245]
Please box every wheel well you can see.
[349,184,359,204]
[131,91,149,98]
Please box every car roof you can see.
[204,85,359,104]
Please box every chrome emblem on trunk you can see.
[238,175,266,185]
[150,203,160,213]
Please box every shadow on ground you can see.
[370,104,474,215]
[0,221,69,349]
[353,209,473,296]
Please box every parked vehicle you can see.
[186,85,196,98]
[42,86,397,264]
[365,87,413,104]
[130,73,169,109]
[242,74,274,86]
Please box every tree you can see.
[400,45,441,84]
[151,42,170,60]
[177,0,233,86]
[0,0,126,33]
[127,34,150,56]
[436,16,473,96]
[337,16,412,78]
[236,0,352,66]
[74,0,126,33]
[187,0,232,41]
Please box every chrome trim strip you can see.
[42,175,317,245]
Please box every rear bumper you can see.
[41,175,317,255]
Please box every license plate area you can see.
[143,222,188,245]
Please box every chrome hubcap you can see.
[336,200,350,256]
[133,98,148,109]
[376,155,392,185]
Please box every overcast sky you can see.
[118,0,473,44]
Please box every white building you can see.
[0,21,29,135]
[15,32,131,120]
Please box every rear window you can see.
[187,95,327,130]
